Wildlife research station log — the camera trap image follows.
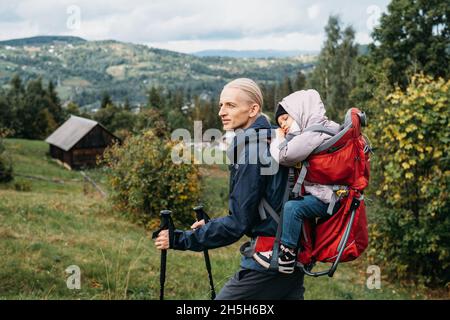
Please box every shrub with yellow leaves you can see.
[368,73,449,286]
[102,129,200,228]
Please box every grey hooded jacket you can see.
[270,89,340,203]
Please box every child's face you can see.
[278,114,294,133]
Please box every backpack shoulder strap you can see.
[313,123,353,154]
[258,175,290,223]
[303,124,338,137]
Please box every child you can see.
[253,89,341,274]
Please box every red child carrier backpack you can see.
[254,108,371,277]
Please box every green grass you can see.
[0,138,446,299]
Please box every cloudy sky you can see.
[0,0,390,53]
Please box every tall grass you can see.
[0,139,446,300]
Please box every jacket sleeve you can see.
[172,163,266,251]
[277,131,325,167]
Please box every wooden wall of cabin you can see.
[49,145,64,161]
[70,125,119,169]
[71,147,106,168]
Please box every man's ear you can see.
[249,103,261,118]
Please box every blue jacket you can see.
[172,115,289,272]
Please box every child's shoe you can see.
[253,244,296,274]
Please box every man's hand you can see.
[154,219,206,250]
[154,230,169,250]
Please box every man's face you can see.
[218,87,259,131]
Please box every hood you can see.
[249,114,272,131]
[279,89,328,132]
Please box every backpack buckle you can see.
[333,185,349,198]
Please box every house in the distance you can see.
[45,115,120,170]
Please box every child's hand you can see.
[276,128,286,139]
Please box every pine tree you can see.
[294,71,306,91]
[46,80,64,124]
[308,15,358,121]
[147,86,162,109]
[101,91,113,109]
[281,76,294,98]
[123,97,132,111]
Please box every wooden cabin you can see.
[45,115,120,170]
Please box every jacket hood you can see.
[226,115,272,164]
[249,114,272,131]
[279,89,327,132]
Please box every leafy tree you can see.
[370,0,450,88]
[19,78,57,139]
[134,108,169,138]
[0,93,13,130]
[65,101,82,117]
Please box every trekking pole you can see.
[152,210,173,300]
[193,205,216,300]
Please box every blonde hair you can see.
[223,78,264,113]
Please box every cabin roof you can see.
[45,115,110,151]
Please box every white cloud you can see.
[307,4,321,20]
[0,0,390,51]
[355,32,373,45]
[147,32,324,53]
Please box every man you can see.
[154,78,305,299]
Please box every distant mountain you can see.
[0,36,317,109]
[193,49,318,58]
[0,35,87,47]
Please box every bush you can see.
[14,180,32,192]
[0,158,13,183]
[102,129,200,228]
[368,74,449,286]
[0,129,13,183]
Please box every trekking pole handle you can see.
[193,205,209,223]
[160,210,172,229]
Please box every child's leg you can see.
[253,195,338,273]
[281,195,330,249]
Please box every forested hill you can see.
[0,36,316,109]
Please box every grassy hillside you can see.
[0,139,445,299]
[0,36,316,109]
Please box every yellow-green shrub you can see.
[368,74,449,286]
[102,129,200,228]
